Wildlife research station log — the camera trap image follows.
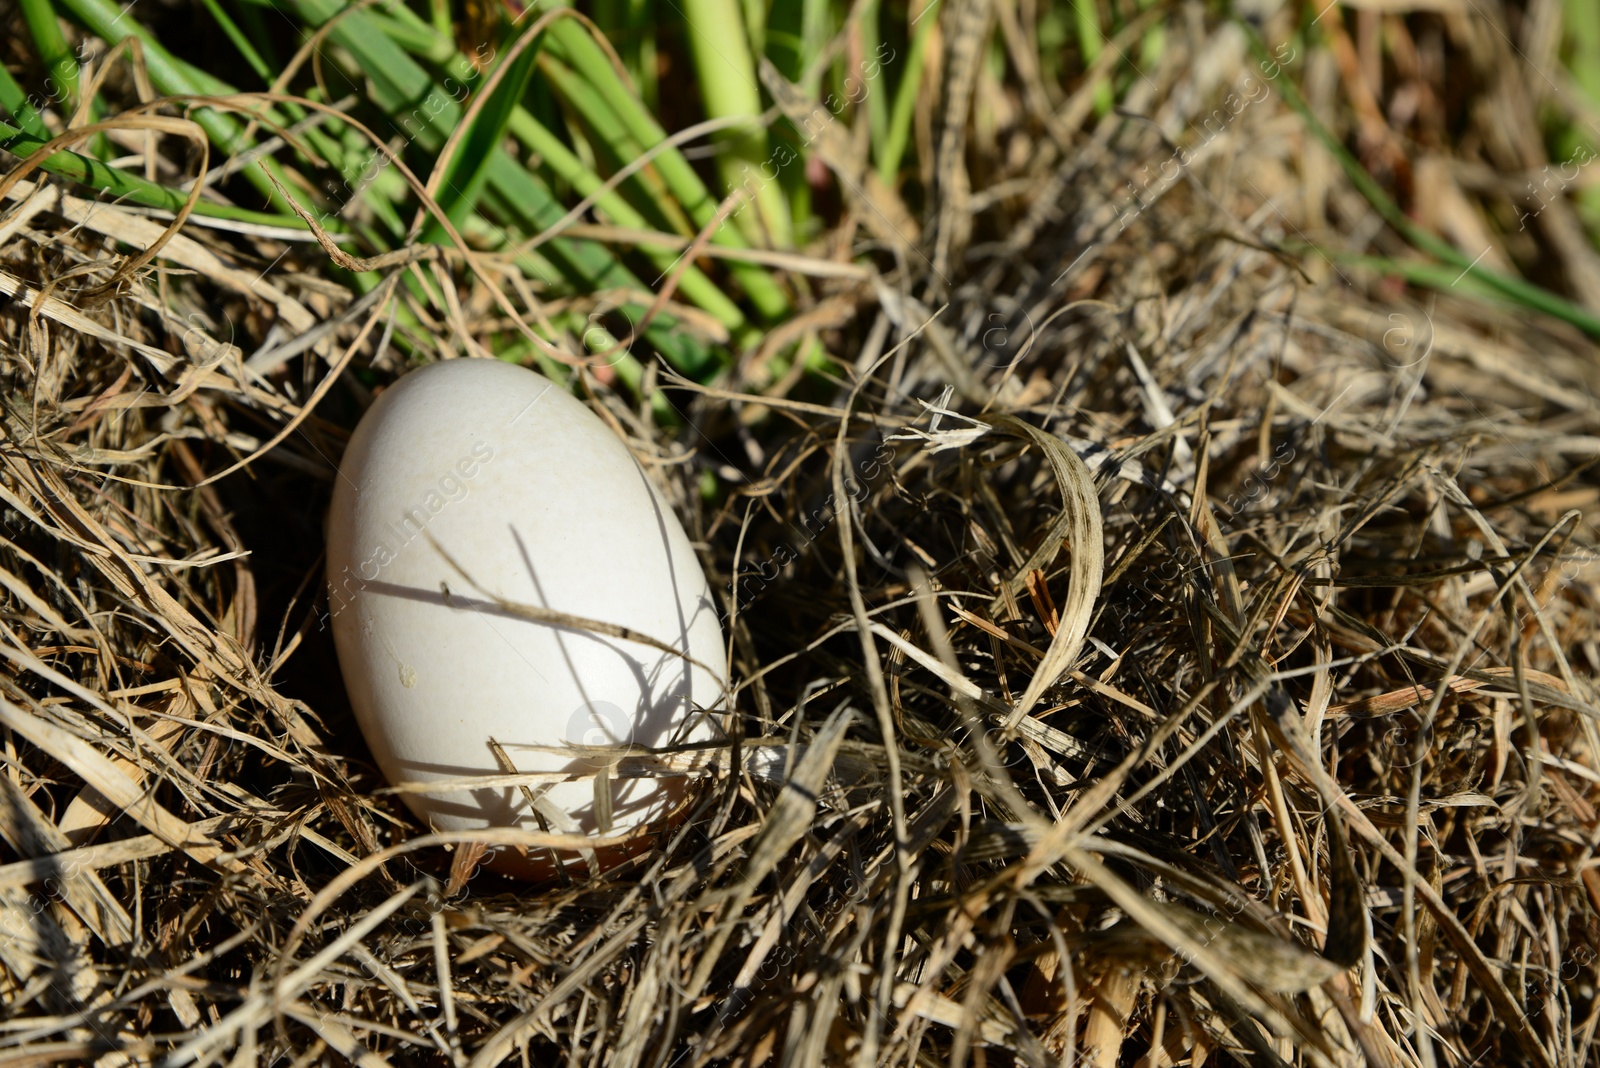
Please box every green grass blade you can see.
[859,0,888,167]
[427,0,451,43]
[270,0,727,366]
[0,116,336,228]
[0,62,51,139]
[879,0,936,187]
[1566,0,1600,102]
[1138,0,1165,70]
[483,156,717,373]
[230,0,282,70]
[1310,250,1511,303]
[764,0,805,81]
[1563,0,1600,233]
[504,108,750,337]
[197,0,274,85]
[594,0,659,110]
[1072,0,1113,117]
[369,30,741,337]
[55,0,310,213]
[364,8,458,66]
[19,0,80,114]
[680,0,791,247]
[1245,22,1600,340]
[533,53,694,237]
[799,0,829,95]
[421,28,545,244]
[541,9,790,319]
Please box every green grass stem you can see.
[533,53,694,237]
[19,0,80,115]
[0,61,51,138]
[197,0,273,86]
[878,0,935,187]
[1072,0,1113,117]
[0,115,339,228]
[540,7,790,319]
[680,0,792,248]
[1248,23,1600,340]
[55,0,311,214]
[504,108,751,338]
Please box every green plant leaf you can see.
[421,25,545,245]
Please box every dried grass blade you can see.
[1337,795,1556,1068]
[166,880,427,1066]
[0,814,233,892]
[1059,844,1288,1033]
[427,533,728,691]
[0,696,247,876]
[991,416,1104,727]
[0,269,199,368]
[0,775,135,946]
[686,704,855,998]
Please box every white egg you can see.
[326,358,726,878]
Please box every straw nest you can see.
[2,10,1600,1068]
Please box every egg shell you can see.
[326,359,726,878]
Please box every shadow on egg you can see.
[359,510,721,879]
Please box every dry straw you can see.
[1,6,1599,1068]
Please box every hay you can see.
[2,6,1599,1068]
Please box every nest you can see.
[2,8,1599,1068]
